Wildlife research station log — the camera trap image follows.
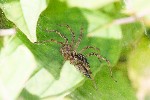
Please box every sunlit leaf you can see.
[124,0,150,15]
[0,37,37,99]
[128,37,150,100]
[0,0,48,42]
[25,61,83,98]
[82,10,122,39]
[66,0,118,9]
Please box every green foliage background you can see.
[0,0,150,100]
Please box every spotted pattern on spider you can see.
[60,43,91,78]
[35,24,116,89]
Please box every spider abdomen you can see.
[60,45,92,79]
[72,53,92,79]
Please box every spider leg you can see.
[79,46,100,53]
[46,29,68,43]
[75,26,83,50]
[34,39,63,45]
[89,74,98,90]
[86,52,117,82]
[58,24,75,46]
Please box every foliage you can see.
[0,0,150,100]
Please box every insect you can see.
[35,24,116,89]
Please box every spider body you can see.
[73,53,91,78]
[35,24,116,88]
[60,42,92,79]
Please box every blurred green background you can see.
[0,0,150,100]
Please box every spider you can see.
[35,24,116,89]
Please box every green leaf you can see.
[82,10,122,39]
[128,36,150,100]
[25,61,83,98]
[16,0,122,99]
[18,0,89,79]
[69,63,137,100]
[0,37,37,99]
[1,0,140,99]
[0,0,48,42]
